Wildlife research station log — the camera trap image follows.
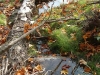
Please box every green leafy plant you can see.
[49,25,82,53]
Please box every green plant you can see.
[28,44,38,56]
[49,25,82,53]
[78,0,87,5]
[87,53,100,75]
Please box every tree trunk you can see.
[0,0,35,75]
[9,0,35,68]
[8,21,29,68]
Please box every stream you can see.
[35,56,92,75]
[33,39,92,75]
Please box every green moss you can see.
[0,14,7,25]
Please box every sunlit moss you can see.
[0,14,7,25]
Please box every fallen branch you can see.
[0,16,76,54]
[0,20,46,54]
[46,17,79,23]
[44,70,52,75]
[71,63,79,75]
[87,1,100,5]
[51,59,63,75]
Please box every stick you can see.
[71,63,79,75]
[51,59,63,75]
[0,17,77,54]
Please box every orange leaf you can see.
[32,23,38,28]
[24,23,31,40]
[0,11,2,14]
[1,37,6,43]
[40,13,45,16]
[28,57,34,63]
[15,67,26,75]
[45,12,50,16]
[61,69,68,75]
[24,23,30,33]
[35,64,43,71]
[26,35,30,40]
[84,66,91,73]
[79,43,86,50]
[37,19,42,22]
[48,28,52,33]
[83,31,92,39]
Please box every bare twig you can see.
[0,15,76,54]
[4,58,9,74]
[87,1,100,5]
[1,59,4,75]
[0,20,46,54]
[46,17,79,23]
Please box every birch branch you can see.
[0,15,77,54]
[0,20,46,54]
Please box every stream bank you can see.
[33,55,92,75]
[29,38,93,75]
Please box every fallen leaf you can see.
[62,64,71,69]
[2,56,6,59]
[35,64,43,71]
[84,66,91,73]
[61,69,68,75]
[79,59,87,65]
[70,33,76,40]
[26,65,33,74]
[15,67,27,75]
[28,57,34,63]
[79,43,86,50]
[96,63,100,68]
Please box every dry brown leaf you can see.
[35,64,43,71]
[2,56,6,59]
[79,43,86,50]
[15,67,27,75]
[79,59,87,65]
[61,69,68,75]
[96,63,100,68]
[28,57,34,63]
[84,66,91,73]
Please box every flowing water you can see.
[35,56,92,75]
[34,40,92,75]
